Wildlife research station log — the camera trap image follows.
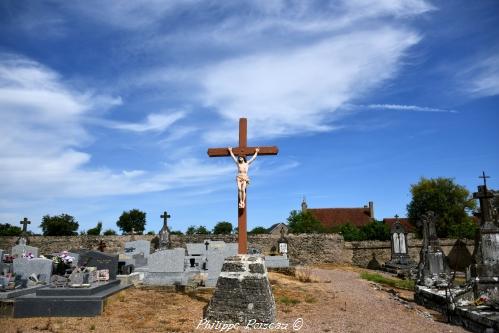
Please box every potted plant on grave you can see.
[52,251,75,276]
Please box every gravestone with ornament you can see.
[416,211,451,288]
[471,173,499,302]
[265,227,290,268]
[383,215,416,275]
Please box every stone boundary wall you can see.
[0,234,475,268]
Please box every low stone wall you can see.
[0,234,474,268]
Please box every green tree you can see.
[103,229,117,236]
[186,225,196,235]
[146,230,156,235]
[0,223,22,236]
[87,222,102,235]
[249,226,268,234]
[361,220,390,241]
[339,223,363,241]
[287,210,324,233]
[213,221,233,234]
[170,230,183,235]
[407,177,476,238]
[448,219,478,239]
[196,226,211,234]
[116,209,146,235]
[40,214,79,236]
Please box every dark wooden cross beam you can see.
[479,171,490,188]
[207,118,279,254]
[160,211,171,227]
[20,217,30,233]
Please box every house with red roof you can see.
[301,198,375,230]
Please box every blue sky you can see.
[0,0,498,234]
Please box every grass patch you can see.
[360,272,415,290]
[278,296,301,306]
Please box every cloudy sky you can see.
[0,0,498,234]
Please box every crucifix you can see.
[208,118,278,254]
[20,217,31,233]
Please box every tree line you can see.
[0,177,494,240]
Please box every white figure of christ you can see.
[228,147,259,209]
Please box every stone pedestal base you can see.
[205,255,276,324]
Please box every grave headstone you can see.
[384,215,416,274]
[472,179,499,296]
[11,244,39,259]
[159,211,171,249]
[148,248,185,273]
[416,211,451,287]
[13,258,52,284]
[124,240,151,258]
[78,251,118,280]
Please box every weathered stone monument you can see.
[206,118,277,323]
[384,215,416,274]
[16,217,31,245]
[159,211,171,250]
[471,172,499,298]
[416,211,451,287]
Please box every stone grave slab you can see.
[206,242,238,287]
[264,255,290,268]
[78,251,118,280]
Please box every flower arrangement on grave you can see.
[21,252,34,259]
[52,251,76,275]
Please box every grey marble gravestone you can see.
[13,258,53,284]
[148,248,185,273]
[11,244,39,258]
[0,249,4,260]
[78,251,118,280]
[124,240,151,258]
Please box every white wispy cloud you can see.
[199,28,421,141]
[365,104,457,113]
[106,111,186,133]
[461,55,499,97]
[0,54,230,200]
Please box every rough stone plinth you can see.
[205,255,276,324]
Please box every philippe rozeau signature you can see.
[196,318,304,331]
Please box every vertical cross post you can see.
[207,118,279,254]
[479,171,490,188]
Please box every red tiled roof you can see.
[382,218,415,233]
[308,208,373,229]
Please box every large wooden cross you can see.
[208,118,278,254]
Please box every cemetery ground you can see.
[0,265,468,333]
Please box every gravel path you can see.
[274,267,469,333]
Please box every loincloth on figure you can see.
[237,174,250,185]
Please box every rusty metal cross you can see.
[207,118,278,254]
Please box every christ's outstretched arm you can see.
[248,148,260,164]
[228,147,238,164]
